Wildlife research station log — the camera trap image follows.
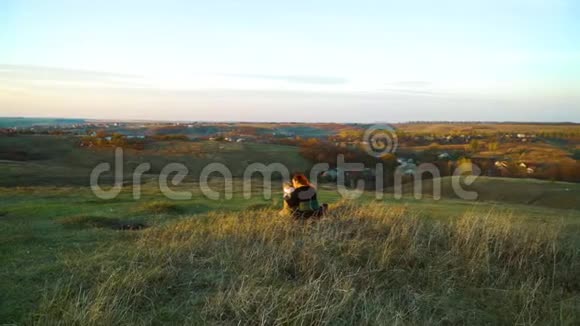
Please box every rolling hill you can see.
[392,176,580,210]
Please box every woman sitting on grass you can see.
[281,173,327,219]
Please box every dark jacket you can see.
[284,185,321,218]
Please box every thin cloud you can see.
[379,81,449,97]
[0,64,139,80]
[219,73,348,85]
[379,88,442,96]
[384,81,433,88]
[0,64,146,88]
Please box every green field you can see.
[0,135,311,186]
[0,117,86,128]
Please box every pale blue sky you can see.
[0,0,579,122]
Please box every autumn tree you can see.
[487,141,499,151]
[468,139,480,152]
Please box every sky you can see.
[0,0,579,122]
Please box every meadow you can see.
[1,130,579,324]
[1,181,579,324]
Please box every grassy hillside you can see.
[1,184,579,324]
[393,176,580,210]
[0,135,311,186]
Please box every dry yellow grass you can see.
[34,202,580,325]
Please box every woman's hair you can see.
[292,173,310,187]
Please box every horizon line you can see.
[1,115,579,125]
